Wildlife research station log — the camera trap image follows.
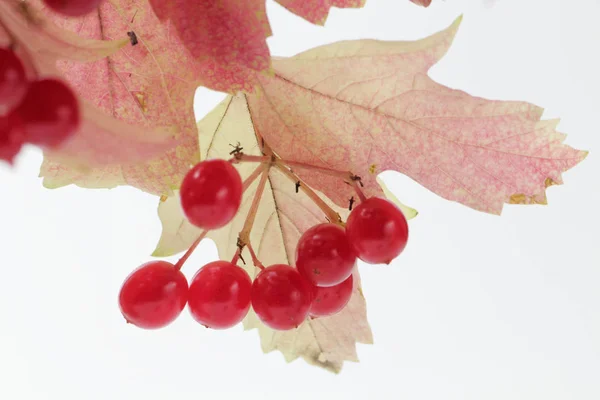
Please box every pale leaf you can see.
[155,95,375,373]
[245,16,587,215]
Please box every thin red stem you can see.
[246,242,264,270]
[174,230,208,271]
[242,163,269,191]
[239,165,271,246]
[352,180,367,202]
[274,163,343,226]
[275,159,353,181]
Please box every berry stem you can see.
[238,164,271,246]
[275,159,353,181]
[174,230,208,271]
[246,242,264,270]
[274,163,343,226]
[231,154,271,164]
[352,180,367,203]
[242,163,269,191]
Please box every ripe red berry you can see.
[309,274,354,318]
[118,261,188,330]
[18,79,80,148]
[180,159,243,230]
[0,48,27,115]
[296,223,356,287]
[42,0,105,17]
[188,261,252,329]
[345,197,409,264]
[251,264,313,331]
[0,112,24,164]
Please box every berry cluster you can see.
[119,155,410,331]
[0,46,79,164]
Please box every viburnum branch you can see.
[231,245,245,266]
[238,164,271,246]
[174,229,208,271]
[275,159,354,182]
[274,162,343,226]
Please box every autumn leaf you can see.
[243,16,587,214]
[148,0,271,93]
[155,95,414,372]
[0,0,193,186]
[274,0,366,25]
[38,0,207,196]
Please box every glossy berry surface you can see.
[251,264,313,331]
[180,159,243,230]
[0,112,24,164]
[346,197,409,264]
[296,223,356,287]
[18,79,80,148]
[188,261,252,329]
[118,261,188,330]
[0,48,27,114]
[309,274,353,318]
[42,0,105,17]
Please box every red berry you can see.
[180,159,243,230]
[0,112,24,164]
[251,264,313,331]
[188,261,252,329]
[18,79,80,148]
[0,48,27,115]
[42,0,105,17]
[296,223,356,287]
[309,274,353,318]
[118,261,188,330]
[345,197,409,264]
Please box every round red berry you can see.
[188,261,252,329]
[296,223,356,287]
[0,48,27,115]
[18,79,80,148]
[118,261,188,330]
[309,274,354,318]
[345,197,409,264]
[0,112,24,164]
[180,159,243,230]
[42,0,105,17]
[251,264,313,331]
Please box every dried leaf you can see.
[245,16,587,215]
[39,0,205,196]
[155,96,383,372]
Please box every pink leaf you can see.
[275,0,366,25]
[244,16,587,215]
[148,0,271,93]
[39,1,204,195]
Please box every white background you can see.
[1,0,599,399]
